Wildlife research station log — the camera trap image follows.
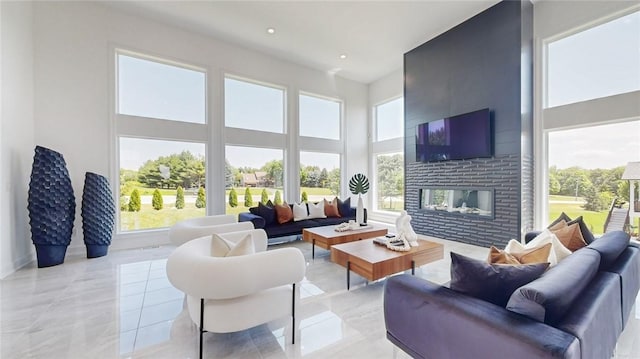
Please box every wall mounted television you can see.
[415,108,492,162]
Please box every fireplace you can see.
[420,187,494,219]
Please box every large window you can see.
[546,11,640,108]
[117,54,206,123]
[300,152,341,201]
[225,146,284,215]
[299,94,341,140]
[372,97,405,214]
[119,138,206,232]
[224,77,285,133]
[115,50,208,234]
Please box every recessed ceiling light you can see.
[266,27,276,35]
[339,54,347,59]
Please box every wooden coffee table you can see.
[302,225,388,259]
[330,239,444,290]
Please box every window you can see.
[372,97,405,214]
[546,11,640,108]
[225,146,284,214]
[224,77,285,133]
[375,97,404,141]
[300,152,341,201]
[546,120,640,235]
[299,94,341,140]
[119,137,206,232]
[117,54,206,123]
[374,153,404,212]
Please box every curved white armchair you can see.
[166,229,306,358]
[168,214,254,246]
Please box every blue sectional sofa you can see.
[238,200,365,239]
[383,230,639,359]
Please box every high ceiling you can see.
[105,1,501,84]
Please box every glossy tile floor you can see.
[1,236,639,358]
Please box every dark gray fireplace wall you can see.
[404,0,533,247]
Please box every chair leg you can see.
[200,298,204,359]
[291,283,296,345]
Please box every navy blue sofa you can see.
[383,230,639,359]
[238,201,365,239]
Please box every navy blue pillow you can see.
[548,212,572,229]
[337,197,351,217]
[450,252,549,307]
[255,201,275,226]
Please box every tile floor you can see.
[1,236,638,358]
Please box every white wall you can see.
[1,1,36,278]
[32,2,368,252]
[532,1,640,228]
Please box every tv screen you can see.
[416,108,492,162]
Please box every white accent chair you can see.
[168,214,254,245]
[166,229,306,359]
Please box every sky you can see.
[118,10,639,173]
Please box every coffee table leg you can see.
[411,260,415,275]
[312,238,315,259]
[347,261,351,291]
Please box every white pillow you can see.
[307,201,327,219]
[293,202,309,221]
[211,233,255,257]
[504,229,571,266]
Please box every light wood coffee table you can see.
[302,225,388,259]
[330,239,444,290]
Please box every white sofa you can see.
[166,229,306,358]
[168,214,254,245]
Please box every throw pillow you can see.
[489,243,551,265]
[324,198,341,218]
[450,252,549,307]
[275,202,294,224]
[255,201,276,225]
[567,216,596,244]
[337,197,351,217]
[211,233,255,257]
[548,212,572,229]
[547,219,567,232]
[308,201,327,219]
[504,230,571,266]
[292,202,309,222]
[488,246,521,265]
[552,223,587,252]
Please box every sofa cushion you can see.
[211,233,255,257]
[264,219,320,237]
[607,246,640,326]
[292,202,309,221]
[548,212,572,229]
[506,248,600,325]
[552,223,587,252]
[450,252,549,307]
[308,201,327,219]
[548,219,567,231]
[255,202,276,226]
[488,246,521,265]
[568,216,596,244]
[337,197,352,217]
[275,202,294,224]
[587,230,630,270]
[324,198,341,217]
[505,230,571,266]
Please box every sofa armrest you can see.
[239,212,266,229]
[384,275,579,359]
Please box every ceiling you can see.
[104,1,501,84]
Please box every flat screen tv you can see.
[415,108,492,162]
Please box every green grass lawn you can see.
[548,194,585,202]
[548,202,607,235]
[120,204,205,231]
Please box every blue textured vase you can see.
[28,146,76,267]
[81,172,115,258]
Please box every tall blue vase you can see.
[81,172,115,258]
[28,146,76,268]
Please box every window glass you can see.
[374,153,404,212]
[299,94,341,140]
[119,137,206,232]
[117,54,206,123]
[547,11,640,108]
[546,120,640,235]
[300,152,341,200]
[225,146,284,214]
[225,78,284,133]
[376,98,404,141]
